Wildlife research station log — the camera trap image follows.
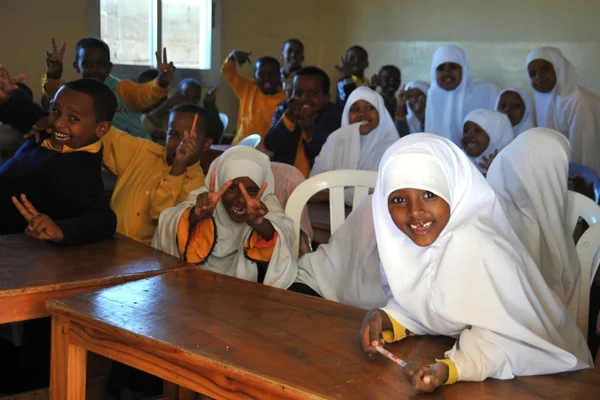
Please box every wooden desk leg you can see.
[67,343,87,399]
[50,315,69,399]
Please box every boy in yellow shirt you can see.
[222,50,286,148]
[42,37,173,139]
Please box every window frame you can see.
[89,0,221,86]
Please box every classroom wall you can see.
[2,0,599,129]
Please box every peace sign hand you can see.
[0,65,27,105]
[334,56,354,79]
[478,148,500,174]
[189,172,232,225]
[45,37,66,79]
[239,182,268,226]
[12,194,64,242]
[203,86,218,104]
[396,89,408,118]
[174,126,201,167]
[156,48,176,88]
[229,51,252,67]
[368,74,379,90]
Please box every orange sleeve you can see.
[221,57,255,99]
[244,231,278,262]
[177,208,216,264]
[116,79,168,113]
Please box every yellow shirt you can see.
[41,139,102,154]
[221,58,286,145]
[383,311,459,385]
[101,127,205,245]
[282,115,311,178]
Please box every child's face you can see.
[388,188,450,247]
[379,68,401,96]
[527,59,557,93]
[74,48,112,82]
[406,88,426,114]
[281,41,304,70]
[221,176,261,223]
[165,112,207,165]
[461,121,490,157]
[292,75,330,116]
[496,91,525,126]
[180,83,202,104]
[345,49,369,77]
[255,61,281,95]
[435,62,462,91]
[47,87,110,150]
[349,100,379,135]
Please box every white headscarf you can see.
[372,133,591,381]
[486,127,580,317]
[295,196,387,309]
[463,109,515,173]
[310,86,399,176]
[404,80,430,134]
[495,88,536,135]
[425,45,498,146]
[152,147,297,289]
[526,47,600,174]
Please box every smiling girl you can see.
[495,88,535,135]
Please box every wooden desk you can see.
[0,234,190,324]
[307,202,351,245]
[48,268,600,399]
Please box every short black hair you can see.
[75,37,111,62]
[255,56,280,71]
[283,38,304,50]
[62,78,117,122]
[179,78,201,89]
[16,82,33,99]
[170,104,211,135]
[346,45,368,59]
[379,65,401,76]
[294,66,330,94]
[137,68,158,83]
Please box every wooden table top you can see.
[47,268,600,399]
[0,234,190,324]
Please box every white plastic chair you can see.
[237,134,261,149]
[219,113,229,133]
[566,191,600,236]
[285,170,377,257]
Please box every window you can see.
[90,0,221,85]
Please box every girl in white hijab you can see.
[360,133,591,392]
[425,45,498,146]
[526,47,600,174]
[462,109,515,175]
[404,80,430,134]
[152,146,297,289]
[310,86,398,176]
[293,196,387,309]
[495,88,536,136]
[486,127,581,323]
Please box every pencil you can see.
[191,114,199,138]
[375,345,408,368]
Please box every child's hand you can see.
[285,96,302,120]
[203,87,218,104]
[396,89,408,118]
[334,56,354,78]
[22,116,51,143]
[174,127,202,168]
[45,37,66,79]
[359,308,391,355]
[401,361,449,393]
[12,194,64,242]
[368,74,379,90]
[478,148,500,173]
[239,181,268,226]
[189,172,233,224]
[156,48,176,88]
[229,51,252,67]
[0,65,27,105]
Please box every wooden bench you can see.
[48,268,600,399]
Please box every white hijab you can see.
[372,133,591,381]
[404,80,430,134]
[463,109,515,173]
[486,127,580,318]
[310,86,399,176]
[152,147,297,289]
[295,196,387,309]
[425,45,498,146]
[526,47,600,174]
[495,88,536,136]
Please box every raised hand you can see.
[174,125,202,168]
[368,73,379,90]
[190,172,232,224]
[203,86,218,104]
[22,116,51,143]
[284,96,302,120]
[12,194,64,242]
[156,48,176,88]
[401,361,449,393]
[45,37,66,79]
[239,182,268,226]
[0,65,27,105]
[478,148,500,173]
[334,56,353,78]
[396,89,408,118]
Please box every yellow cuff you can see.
[381,312,411,343]
[395,115,406,121]
[435,358,459,385]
